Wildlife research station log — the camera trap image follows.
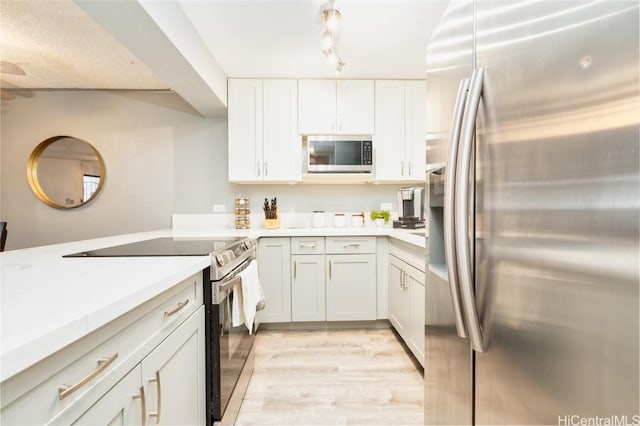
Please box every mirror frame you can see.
[27,135,106,209]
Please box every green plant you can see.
[370,209,390,222]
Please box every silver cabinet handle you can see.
[294,260,297,279]
[455,67,486,353]
[401,161,404,176]
[329,260,332,279]
[408,161,412,176]
[164,299,189,317]
[299,243,317,249]
[343,243,360,249]
[58,353,118,399]
[264,161,268,176]
[148,371,162,423]
[133,385,147,426]
[445,78,470,339]
[256,161,261,177]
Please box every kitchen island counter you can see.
[0,229,211,383]
[1,225,424,383]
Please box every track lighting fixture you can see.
[320,4,345,75]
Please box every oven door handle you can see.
[218,274,242,296]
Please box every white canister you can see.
[312,211,325,228]
[334,213,346,228]
[351,213,364,227]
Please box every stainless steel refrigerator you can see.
[424,1,639,424]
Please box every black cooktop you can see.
[63,237,245,258]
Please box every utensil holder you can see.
[264,208,280,229]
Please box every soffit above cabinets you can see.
[1,0,449,117]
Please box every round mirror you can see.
[27,136,105,209]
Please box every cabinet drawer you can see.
[325,237,376,254]
[291,237,325,254]
[1,272,202,425]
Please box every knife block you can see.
[264,207,280,229]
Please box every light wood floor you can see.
[235,327,424,425]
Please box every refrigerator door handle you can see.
[444,77,470,339]
[455,67,486,353]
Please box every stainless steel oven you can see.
[204,238,258,425]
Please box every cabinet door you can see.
[408,272,425,367]
[404,81,427,180]
[337,80,374,134]
[326,254,376,321]
[298,80,336,134]
[72,365,143,426]
[263,80,301,182]
[258,238,291,322]
[374,80,405,180]
[228,79,263,181]
[291,254,326,321]
[388,255,410,336]
[141,308,205,426]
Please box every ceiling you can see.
[0,0,449,116]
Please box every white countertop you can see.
[0,226,425,382]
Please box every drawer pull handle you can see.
[133,385,147,426]
[164,299,189,317]
[148,371,162,423]
[343,243,360,249]
[299,243,317,248]
[294,260,297,279]
[58,353,119,399]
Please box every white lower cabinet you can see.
[407,271,425,363]
[0,273,205,425]
[140,307,205,426]
[291,254,326,321]
[388,255,410,334]
[258,238,291,323]
[259,236,377,323]
[72,365,143,425]
[326,254,377,321]
[72,308,205,426]
[388,239,425,366]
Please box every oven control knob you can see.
[215,250,235,267]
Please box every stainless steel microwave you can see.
[306,136,373,173]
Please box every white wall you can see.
[1,90,403,250]
[1,91,224,249]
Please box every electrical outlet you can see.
[213,204,226,213]
[380,202,392,211]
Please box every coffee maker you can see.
[393,186,425,229]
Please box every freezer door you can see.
[474,1,639,424]
[424,0,475,424]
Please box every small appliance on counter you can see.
[393,186,425,229]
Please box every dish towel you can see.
[231,283,245,327]
[238,262,265,335]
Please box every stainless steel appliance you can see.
[305,135,373,173]
[204,237,257,425]
[393,186,425,229]
[65,236,259,425]
[425,1,639,424]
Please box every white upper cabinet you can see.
[374,80,427,181]
[298,79,374,135]
[228,79,301,183]
[228,79,262,182]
